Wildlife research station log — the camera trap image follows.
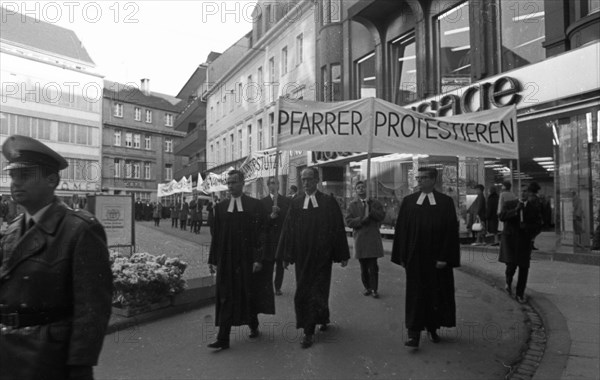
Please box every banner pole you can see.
[366,97,376,199]
[273,149,280,208]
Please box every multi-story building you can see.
[173,53,222,185]
[205,0,316,197]
[313,0,599,252]
[101,79,185,203]
[0,8,103,206]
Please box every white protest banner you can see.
[157,179,178,197]
[196,172,204,192]
[277,97,518,159]
[174,175,193,193]
[239,148,289,183]
[199,167,234,193]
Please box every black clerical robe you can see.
[391,190,460,331]
[276,191,350,329]
[208,195,272,327]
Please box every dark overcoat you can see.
[260,194,291,261]
[0,199,113,380]
[179,202,189,222]
[345,198,385,259]
[498,199,542,267]
[391,190,460,331]
[208,195,273,327]
[276,191,350,329]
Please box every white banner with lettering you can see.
[199,167,234,193]
[239,148,289,182]
[277,97,518,159]
[157,179,178,197]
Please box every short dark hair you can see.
[418,167,437,179]
[355,180,365,188]
[475,184,485,191]
[502,181,512,191]
[228,169,245,182]
[527,182,541,194]
[302,167,319,180]
[290,185,298,192]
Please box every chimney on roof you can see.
[140,78,150,95]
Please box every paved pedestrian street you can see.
[97,222,525,380]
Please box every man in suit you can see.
[0,135,113,380]
[345,181,385,298]
[207,170,271,350]
[498,183,543,303]
[288,185,298,199]
[260,177,291,296]
[391,167,460,350]
[277,167,350,349]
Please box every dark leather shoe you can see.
[427,330,441,343]
[275,289,283,296]
[207,340,229,350]
[516,295,527,304]
[319,324,328,332]
[404,337,419,349]
[371,291,379,299]
[301,335,313,349]
[249,328,260,338]
[363,289,372,296]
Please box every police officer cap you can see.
[2,134,68,172]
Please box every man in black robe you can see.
[391,167,460,350]
[207,170,271,350]
[260,177,291,296]
[277,168,350,349]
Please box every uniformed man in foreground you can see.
[0,135,113,380]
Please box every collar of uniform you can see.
[25,202,53,226]
[33,198,67,234]
[416,192,436,206]
[303,192,319,209]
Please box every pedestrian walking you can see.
[391,167,460,350]
[207,170,271,350]
[0,135,112,380]
[276,167,350,349]
[345,181,385,298]
[170,202,179,228]
[260,177,291,296]
[152,201,162,227]
[207,196,218,236]
[486,186,500,245]
[195,200,203,234]
[498,184,543,303]
[179,198,189,231]
[189,196,199,234]
[135,198,143,221]
[468,184,487,245]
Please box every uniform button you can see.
[23,276,30,280]
[20,303,28,308]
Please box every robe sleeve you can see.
[208,204,220,266]
[391,199,408,266]
[330,196,350,263]
[437,196,461,268]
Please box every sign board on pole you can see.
[86,194,135,249]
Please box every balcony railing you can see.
[174,127,206,156]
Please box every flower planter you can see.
[112,297,172,318]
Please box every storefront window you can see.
[391,32,417,105]
[357,52,376,98]
[437,1,471,93]
[500,1,546,71]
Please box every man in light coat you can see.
[345,181,385,298]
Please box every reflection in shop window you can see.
[357,52,376,99]
[501,1,546,71]
[437,1,471,93]
[391,33,417,105]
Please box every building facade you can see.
[0,8,104,207]
[101,79,185,203]
[312,0,599,252]
[205,0,315,197]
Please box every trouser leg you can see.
[369,258,379,292]
[505,263,517,288]
[515,265,529,297]
[358,258,371,290]
[217,323,231,342]
[274,258,284,291]
[303,324,315,336]
[249,314,259,331]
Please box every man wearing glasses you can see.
[391,167,460,350]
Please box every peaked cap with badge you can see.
[2,134,68,172]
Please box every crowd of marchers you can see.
[204,165,545,352]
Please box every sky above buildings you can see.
[1,1,256,96]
